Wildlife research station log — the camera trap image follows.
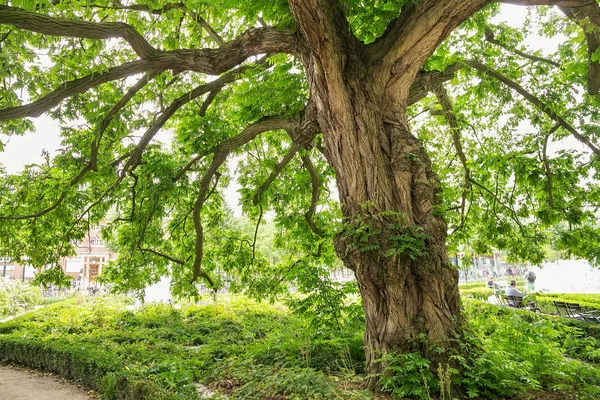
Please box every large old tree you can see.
[2,0,600,378]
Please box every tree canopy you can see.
[1,0,600,299]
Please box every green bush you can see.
[459,287,493,300]
[535,293,600,315]
[0,281,42,318]
[459,299,600,399]
[0,295,367,399]
[2,294,600,399]
[458,281,487,290]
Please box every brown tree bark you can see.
[288,0,489,383]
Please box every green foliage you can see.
[0,296,369,399]
[535,293,600,315]
[3,295,600,399]
[377,352,438,400]
[0,280,41,318]
[458,299,600,399]
[459,286,493,300]
[340,205,430,261]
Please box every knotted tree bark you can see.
[289,0,489,381]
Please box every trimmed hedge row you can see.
[0,299,185,400]
[0,334,181,400]
[535,293,600,315]
[0,295,364,400]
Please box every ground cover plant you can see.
[1,295,600,399]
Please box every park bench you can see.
[553,301,600,322]
[505,295,541,313]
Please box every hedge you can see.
[0,298,187,400]
[535,293,600,316]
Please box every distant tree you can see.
[2,0,600,383]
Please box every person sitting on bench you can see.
[505,280,522,306]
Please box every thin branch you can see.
[0,60,157,121]
[140,247,185,265]
[92,70,162,167]
[300,154,324,237]
[253,142,302,205]
[0,165,92,220]
[251,204,263,264]
[194,15,225,46]
[431,82,471,229]
[466,59,600,158]
[470,178,529,237]
[87,2,225,46]
[199,90,219,117]
[484,26,560,67]
[542,124,560,207]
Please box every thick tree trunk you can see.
[304,55,462,380]
[287,0,484,387]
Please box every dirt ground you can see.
[0,364,97,400]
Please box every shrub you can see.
[459,299,600,399]
[0,281,42,318]
[535,293,600,315]
[459,287,493,300]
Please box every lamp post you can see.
[22,265,26,282]
[2,258,6,278]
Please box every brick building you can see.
[1,225,116,287]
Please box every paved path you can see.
[0,365,97,400]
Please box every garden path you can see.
[0,365,97,399]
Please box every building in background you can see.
[61,224,116,289]
[1,224,115,288]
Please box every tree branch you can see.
[87,2,225,46]
[370,0,488,101]
[288,0,355,71]
[407,64,464,106]
[542,124,560,207]
[470,178,529,237]
[0,60,158,121]
[559,3,600,94]
[123,62,265,173]
[466,59,600,157]
[253,142,302,205]
[484,26,560,68]
[189,115,295,284]
[0,72,157,220]
[0,5,299,77]
[301,154,324,237]
[0,4,156,58]
[431,83,471,229]
[140,247,185,265]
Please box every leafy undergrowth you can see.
[0,295,599,399]
[0,295,370,400]
[460,299,600,400]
